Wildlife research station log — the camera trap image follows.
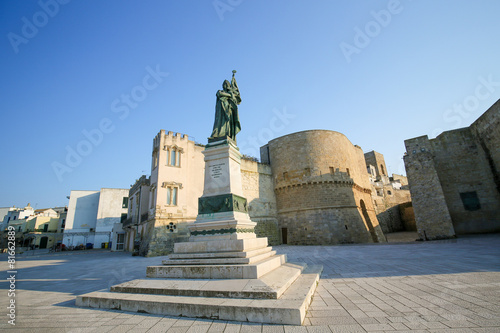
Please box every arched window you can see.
[380,164,385,175]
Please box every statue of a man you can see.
[209,70,241,142]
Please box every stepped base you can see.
[113,262,304,299]
[76,265,322,325]
[147,254,287,279]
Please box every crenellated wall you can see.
[264,130,386,245]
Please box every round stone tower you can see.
[265,130,386,245]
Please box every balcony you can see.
[122,218,134,228]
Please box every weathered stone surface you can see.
[404,99,500,240]
[76,264,322,325]
[110,262,304,299]
[147,254,286,279]
[174,238,266,256]
[264,130,386,245]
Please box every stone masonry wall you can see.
[404,100,500,239]
[267,130,385,245]
[365,151,389,178]
[240,159,280,245]
[372,186,412,233]
[470,99,500,195]
[404,136,455,240]
[430,128,500,234]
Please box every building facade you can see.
[122,175,151,254]
[404,100,500,240]
[64,188,128,250]
[364,151,415,234]
[142,131,206,256]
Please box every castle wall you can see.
[372,186,412,234]
[266,130,385,245]
[430,128,500,234]
[470,99,500,194]
[404,136,455,240]
[240,159,280,245]
[404,100,500,239]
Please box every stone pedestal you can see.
[161,139,278,277]
[191,139,256,241]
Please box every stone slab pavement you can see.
[0,233,499,332]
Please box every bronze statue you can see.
[209,70,241,142]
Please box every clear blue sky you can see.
[1,0,499,209]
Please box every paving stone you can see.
[328,324,366,333]
[1,234,499,332]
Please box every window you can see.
[166,187,179,206]
[387,190,392,195]
[346,168,350,176]
[166,146,182,167]
[116,233,125,251]
[43,224,48,232]
[122,197,129,209]
[172,187,178,206]
[120,213,127,223]
[380,164,385,175]
[13,216,16,220]
[330,167,334,174]
[152,150,158,169]
[61,219,65,229]
[150,190,155,209]
[460,191,481,211]
[171,150,176,166]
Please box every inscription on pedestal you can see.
[210,163,225,179]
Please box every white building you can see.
[1,204,35,231]
[64,189,128,250]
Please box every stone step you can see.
[76,265,323,325]
[110,262,305,299]
[162,250,276,265]
[168,246,273,260]
[146,254,287,279]
[174,237,268,254]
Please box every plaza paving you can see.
[0,233,499,332]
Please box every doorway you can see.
[281,228,288,244]
[40,236,48,249]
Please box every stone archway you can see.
[360,200,378,243]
